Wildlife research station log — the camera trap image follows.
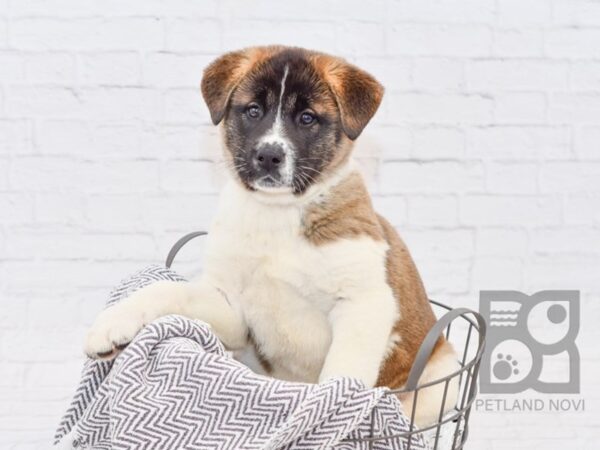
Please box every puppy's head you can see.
[201,46,383,195]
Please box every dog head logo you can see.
[479,290,580,394]
[200,46,383,195]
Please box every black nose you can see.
[254,144,285,173]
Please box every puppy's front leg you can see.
[85,278,247,359]
[318,290,397,387]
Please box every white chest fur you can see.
[198,174,398,384]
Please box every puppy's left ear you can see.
[316,56,384,140]
[201,49,251,125]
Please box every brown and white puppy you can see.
[84,46,458,426]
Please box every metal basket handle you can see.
[165,231,207,268]
[404,308,487,391]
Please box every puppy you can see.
[85,46,458,426]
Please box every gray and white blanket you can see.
[54,265,427,450]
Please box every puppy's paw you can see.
[84,303,146,359]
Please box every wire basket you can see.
[350,301,486,450]
[166,232,487,450]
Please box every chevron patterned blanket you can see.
[54,265,428,450]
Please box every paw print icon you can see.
[493,353,519,380]
[479,290,580,394]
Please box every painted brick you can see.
[576,126,600,159]
[160,160,218,193]
[164,88,211,123]
[570,62,600,90]
[84,194,143,231]
[532,228,600,255]
[485,162,538,194]
[492,30,544,57]
[371,195,407,226]
[412,126,465,159]
[472,257,524,290]
[360,58,412,92]
[142,53,216,88]
[230,1,335,21]
[460,195,562,226]
[391,93,494,124]
[367,125,412,160]
[497,0,553,26]
[36,120,91,156]
[24,53,75,84]
[79,52,141,85]
[545,28,600,59]
[476,228,529,257]
[563,195,600,225]
[4,230,157,260]
[140,193,220,231]
[5,87,83,118]
[549,93,600,124]
[9,158,161,193]
[0,193,35,224]
[338,22,386,57]
[1,2,600,448]
[388,0,496,24]
[222,20,338,53]
[388,24,492,57]
[34,192,86,225]
[413,58,464,90]
[402,228,475,261]
[0,52,25,82]
[379,161,485,193]
[10,18,164,51]
[493,92,546,124]
[552,0,600,26]
[540,162,600,193]
[165,19,222,52]
[0,120,33,155]
[468,60,569,91]
[407,195,459,226]
[466,126,570,160]
[81,88,162,121]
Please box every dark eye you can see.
[299,111,316,126]
[246,103,262,119]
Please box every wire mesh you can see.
[351,301,487,450]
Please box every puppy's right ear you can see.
[202,46,283,124]
[201,49,253,125]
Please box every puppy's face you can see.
[201,46,383,195]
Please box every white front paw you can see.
[84,303,146,359]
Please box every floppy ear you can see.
[316,56,384,140]
[200,48,256,125]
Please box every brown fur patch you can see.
[303,172,448,390]
[375,215,448,389]
[302,172,384,245]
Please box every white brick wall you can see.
[1,0,599,448]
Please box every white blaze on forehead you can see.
[258,64,295,184]
[274,64,289,132]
